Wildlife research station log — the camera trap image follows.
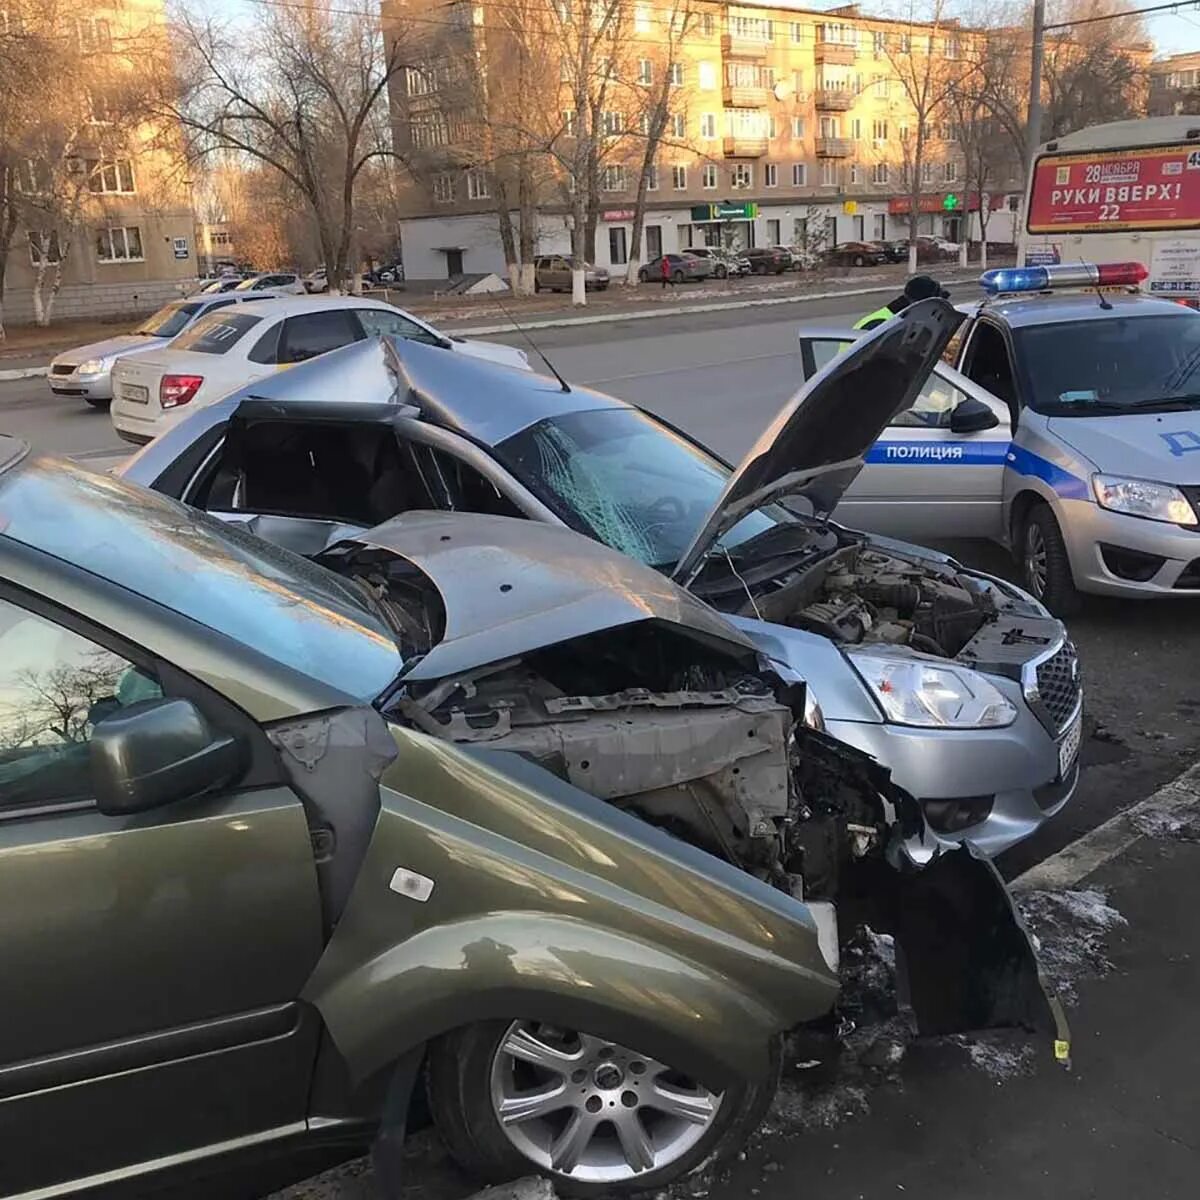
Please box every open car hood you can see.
[319,511,760,684]
[671,299,962,585]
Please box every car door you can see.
[797,335,1011,539]
[355,306,444,346]
[0,589,324,1196]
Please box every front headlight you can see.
[77,357,110,375]
[849,651,1018,728]
[1092,474,1197,526]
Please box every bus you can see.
[1019,116,1200,303]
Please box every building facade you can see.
[385,0,1020,281]
[1149,51,1200,117]
[1,1,197,323]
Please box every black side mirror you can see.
[90,698,246,816]
[950,395,1000,434]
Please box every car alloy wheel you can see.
[672,269,685,283]
[489,1021,722,1184]
[853,254,865,267]
[1023,520,1048,599]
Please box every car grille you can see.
[50,363,76,375]
[1032,642,1081,733]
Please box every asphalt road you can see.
[3,288,1198,1200]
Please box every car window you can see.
[0,598,163,810]
[135,302,202,338]
[171,311,264,355]
[963,322,1017,414]
[277,310,364,364]
[356,308,441,345]
[893,370,969,429]
[419,446,524,519]
[197,419,426,527]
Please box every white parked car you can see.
[233,272,307,295]
[109,296,530,444]
[47,292,279,408]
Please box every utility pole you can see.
[1026,0,1045,176]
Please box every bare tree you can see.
[165,1,412,293]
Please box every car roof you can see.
[198,294,405,321]
[960,292,1195,329]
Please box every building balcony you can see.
[814,41,857,65]
[722,33,768,59]
[815,137,853,158]
[815,89,854,111]
[723,136,769,158]
[723,84,768,107]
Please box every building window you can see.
[792,116,805,139]
[432,173,455,203]
[872,162,889,185]
[792,162,807,186]
[638,112,651,136]
[700,112,716,139]
[790,21,804,44]
[938,122,954,141]
[851,117,862,140]
[899,122,910,142]
[946,38,959,59]
[77,16,112,53]
[27,230,62,266]
[850,163,862,184]
[647,162,659,190]
[701,12,715,37]
[817,21,855,45]
[635,4,651,34]
[698,60,716,90]
[671,113,686,138]
[944,160,958,182]
[609,225,628,265]
[95,226,143,262]
[638,58,653,85]
[873,73,888,98]
[406,67,436,97]
[899,33,911,52]
[86,89,113,124]
[730,15,773,43]
[731,163,753,189]
[87,159,135,194]
[873,30,886,56]
[768,115,777,138]
[601,164,626,192]
[819,116,840,138]
[765,162,778,187]
[820,160,838,186]
[702,162,717,189]
[921,160,934,184]
[669,62,684,87]
[563,109,577,136]
[672,164,687,189]
[411,114,449,148]
[872,119,888,142]
[767,218,781,243]
[602,111,624,136]
[466,167,490,200]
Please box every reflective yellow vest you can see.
[853,305,895,330]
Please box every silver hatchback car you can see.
[120,304,1081,859]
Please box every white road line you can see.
[1013,761,1200,891]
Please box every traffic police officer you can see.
[855,274,950,330]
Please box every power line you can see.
[1044,0,1200,32]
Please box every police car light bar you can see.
[979,262,1148,296]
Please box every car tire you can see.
[672,269,684,283]
[84,396,110,409]
[534,281,542,293]
[1020,502,1083,617]
[853,254,865,267]
[426,1020,779,1197]
[715,265,727,279]
[639,269,648,283]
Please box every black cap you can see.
[904,274,951,301]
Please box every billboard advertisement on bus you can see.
[1028,143,1200,234]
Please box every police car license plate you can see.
[1058,711,1082,779]
[120,383,149,405]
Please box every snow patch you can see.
[957,1034,1036,1082]
[1016,887,1127,1004]
[1132,807,1200,843]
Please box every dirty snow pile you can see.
[1132,806,1200,844]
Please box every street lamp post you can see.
[1026,0,1046,178]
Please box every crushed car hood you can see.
[321,510,759,684]
[671,299,962,584]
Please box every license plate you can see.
[1058,710,1082,778]
[120,383,149,404]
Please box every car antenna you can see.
[1082,258,1113,311]
[490,291,571,392]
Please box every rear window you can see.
[171,311,264,355]
[137,302,202,338]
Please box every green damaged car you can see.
[0,438,1063,1198]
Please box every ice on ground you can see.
[1132,806,1200,843]
[957,1034,1036,1082]
[1016,887,1128,1004]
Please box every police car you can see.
[799,261,1200,614]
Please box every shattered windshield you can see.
[1016,314,1200,415]
[496,407,786,569]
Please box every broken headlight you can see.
[848,652,1017,728]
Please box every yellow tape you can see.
[1054,1039,1071,1062]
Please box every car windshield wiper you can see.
[1129,394,1200,412]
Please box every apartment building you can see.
[1,1,197,322]
[385,1,1016,281]
[1149,51,1200,116]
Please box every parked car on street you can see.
[534,255,610,292]
[686,246,752,278]
[109,296,531,444]
[873,240,909,263]
[196,275,247,294]
[826,242,889,268]
[234,271,307,295]
[47,291,280,408]
[800,262,1200,614]
[304,267,329,293]
[741,246,790,275]
[1,434,1062,1197]
[638,252,713,283]
[126,302,1083,859]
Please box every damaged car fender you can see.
[302,726,841,1094]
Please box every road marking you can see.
[1013,761,1200,891]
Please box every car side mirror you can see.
[949,396,1000,434]
[90,698,246,816]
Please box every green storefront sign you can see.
[690,202,760,221]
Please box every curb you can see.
[446,275,980,336]
[0,365,48,382]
